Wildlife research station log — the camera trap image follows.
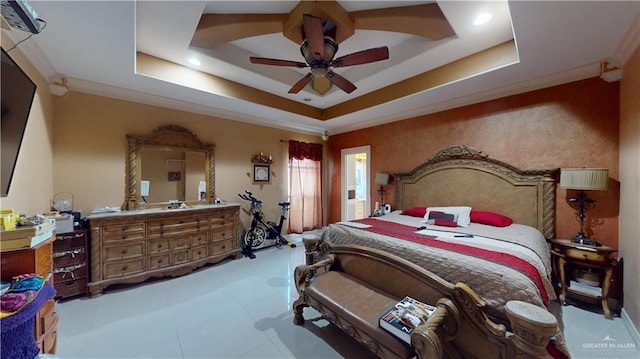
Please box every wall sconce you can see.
[375,172,390,207]
[321,130,329,142]
[560,168,608,246]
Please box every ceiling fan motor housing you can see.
[301,37,338,77]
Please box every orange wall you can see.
[327,77,620,247]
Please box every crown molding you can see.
[65,77,326,136]
[1,27,57,78]
[614,10,640,66]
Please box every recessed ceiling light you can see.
[188,57,201,66]
[473,13,493,26]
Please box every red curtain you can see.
[288,140,323,233]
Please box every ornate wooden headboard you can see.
[395,145,558,239]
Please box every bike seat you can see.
[278,201,290,207]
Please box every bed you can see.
[296,146,570,358]
[320,145,559,321]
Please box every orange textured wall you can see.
[327,77,620,247]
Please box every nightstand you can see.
[550,238,619,319]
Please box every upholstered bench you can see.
[302,269,415,358]
[292,238,562,359]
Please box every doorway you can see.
[341,146,371,221]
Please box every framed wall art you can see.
[168,171,181,181]
[253,164,270,183]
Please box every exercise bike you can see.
[238,190,296,259]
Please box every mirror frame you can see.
[125,125,215,210]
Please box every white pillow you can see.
[423,206,472,227]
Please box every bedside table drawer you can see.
[565,248,613,263]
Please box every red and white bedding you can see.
[320,210,557,319]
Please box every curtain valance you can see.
[288,140,323,161]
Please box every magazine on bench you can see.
[379,296,436,345]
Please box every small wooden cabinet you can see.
[0,235,58,355]
[53,229,89,299]
[550,238,619,318]
[88,204,240,296]
[36,297,58,354]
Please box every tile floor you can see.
[54,232,639,359]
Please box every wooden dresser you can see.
[87,204,240,296]
[53,229,89,299]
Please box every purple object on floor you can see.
[0,282,56,359]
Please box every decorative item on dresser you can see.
[550,238,621,319]
[53,229,89,299]
[87,204,240,297]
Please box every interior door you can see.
[341,146,371,221]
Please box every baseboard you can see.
[621,308,640,347]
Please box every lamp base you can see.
[571,235,602,247]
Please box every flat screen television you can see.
[1,47,37,197]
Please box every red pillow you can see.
[470,210,513,227]
[400,207,427,217]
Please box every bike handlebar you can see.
[238,191,262,204]
[238,191,289,209]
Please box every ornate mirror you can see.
[125,125,215,210]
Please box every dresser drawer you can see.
[210,210,236,226]
[190,232,208,247]
[211,223,235,242]
[53,247,86,267]
[104,242,144,261]
[103,223,146,243]
[148,254,171,270]
[54,232,87,250]
[103,258,144,279]
[54,277,87,298]
[148,238,170,254]
[37,298,58,354]
[171,236,190,250]
[148,215,207,228]
[211,239,235,253]
[190,245,208,260]
[171,250,189,265]
[38,299,57,333]
[53,263,87,283]
[147,216,207,237]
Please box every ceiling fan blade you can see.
[302,14,324,60]
[332,46,389,68]
[326,70,356,94]
[288,73,314,94]
[250,57,308,68]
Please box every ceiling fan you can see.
[249,14,389,94]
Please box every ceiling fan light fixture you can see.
[301,37,338,64]
[310,65,328,77]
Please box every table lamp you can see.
[375,172,390,207]
[559,168,608,246]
